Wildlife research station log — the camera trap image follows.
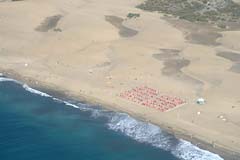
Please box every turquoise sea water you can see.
[0,76,223,160]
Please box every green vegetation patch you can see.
[127,13,140,19]
[137,0,240,25]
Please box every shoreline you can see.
[1,69,239,160]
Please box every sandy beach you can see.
[1,0,240,159]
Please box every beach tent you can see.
[196,98,205,105]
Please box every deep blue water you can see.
[0,77,223,160]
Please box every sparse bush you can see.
[127,13,140,19]
[217,23,227,29]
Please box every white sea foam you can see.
[0,77,224,160]
[52,97,94,111]
[22,84,52,97]
[173,140,223,160]
[0,77,17,82]
[0,77,51,98]
[63,101,80,108]
[107,113,224,160]
[0,73,3,76]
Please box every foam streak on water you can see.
[0,77,224,160]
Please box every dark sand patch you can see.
[96,62,111,68]
[230,63,240,73]
[163,58,204,95]
[164,18,223,46]
[35,15,62,32]
[217,52,240,74]
[217,52,240,62]
[152,49,190,76]
[152,49,180,60]
[159,49,180,54]
[105,15,138,37]
[186,31,222,46]
[153,48,204,94]
[162,59,190,76]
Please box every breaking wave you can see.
[0,76,50,97]
[0,77,17,82]
[22,84,51,97]
[106,113,223,160]
[63,101,80,108]
[0,77,224,160]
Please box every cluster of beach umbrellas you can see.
[119,86,185,112]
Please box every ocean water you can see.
[0,76,224,160]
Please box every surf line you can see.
[0,76,80,108]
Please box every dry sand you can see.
[0,0,240,159]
